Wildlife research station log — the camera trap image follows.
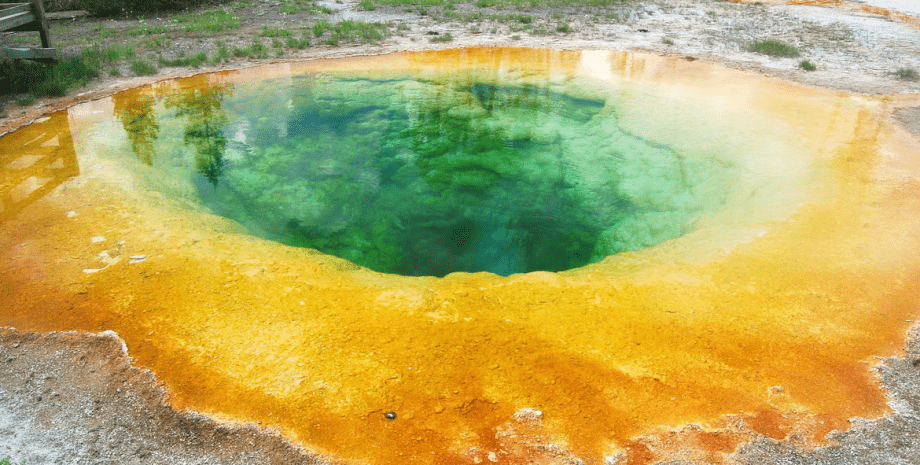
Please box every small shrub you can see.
[130,59,157,75]
[555,23,571,33]
[799,60,816,71]
[895,68,919,81]
[747,39,800,57]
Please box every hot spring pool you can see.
[2,48,919,464]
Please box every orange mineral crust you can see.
[2,49,920,464]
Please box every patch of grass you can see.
[511,34,521,40]
[555,23,571,33]
[36,57,102,96]
[235,40,269,59]
[895,68,919,81]
[246,39,269,58]
[285,36,311,49]
[128,25,169,36]
[799,60,816,71]
[171,9,241,33]
[746,39,800,57]
[212,40,232,63]
[430,32,453,42]
[16,95,35,106]
[280,0,334,14]
[84,43,137,63]
[262,26,293,37]
[313,19,332,37]
[109,67,122,76]
[359,0,377,9]
[662,38,674,45]
[315,20,390,44]
[159,51,209,68]
[130,59,157,75]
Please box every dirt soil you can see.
[1,0,920,463]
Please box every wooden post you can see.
[30,0,50,49]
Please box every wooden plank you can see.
[0,9,34,30]
[46,9,88,20]
[30,0,49,48]
[0,47,60,60]
[0,3,30,16]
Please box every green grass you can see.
[130,59,157,75]
[430,32,453,42]
[799,60,816,71]
[662,38,674,45]
[285,36,311,49]
[32,57,102,97]
[895,68,918,81]
[232,39,270,59]
[83,43,137,63]
[313,19,332,37]
[128,25,169,36]
[212,40,232,63]
[280,0,334,14]
[555,23,571,33]
[746,39,800,57]
[261,26,293,37]
[359,0,377,9]
[314,20,390,44]
[159,51,209,68]
[171,9,241,33]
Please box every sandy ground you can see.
[1,0,920,463]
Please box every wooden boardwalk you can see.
[0,0,59,62]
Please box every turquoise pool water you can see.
[109,62,741,277]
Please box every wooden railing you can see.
[0,0,60,62]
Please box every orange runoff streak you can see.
[2,49,920,464]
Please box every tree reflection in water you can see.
[165,84,234,186]
[113,87,160,167]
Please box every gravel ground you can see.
[1,0,920,464]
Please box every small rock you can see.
[91,236,105,243]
